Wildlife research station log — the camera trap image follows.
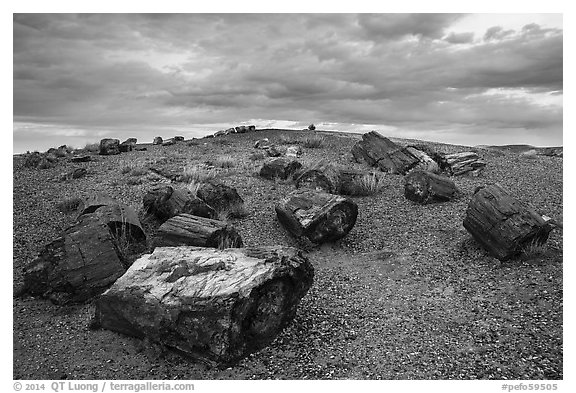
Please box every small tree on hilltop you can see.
[308,124,316,131]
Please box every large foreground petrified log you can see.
[260,158,302,180]
[404,170,458,204]
[463,183,553,261]
[92,246,314,365]
[143,185,216,221]
[275,189,358,243]
[351,131,419,174]
[155,214,243,248]
[445,151,486,176]
[21,214,126,304]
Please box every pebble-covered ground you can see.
[13,129,563,380]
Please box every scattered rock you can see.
[174,136,184,142]
[266,145,282,157]
[254,138,270,149]
[286,145,303,158]
[93,246,314,365]
[153,136,163,145]
[162,139,175,146]
[59,168,87,181]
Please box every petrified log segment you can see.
[70,155,91,163]
[260,158,303,180]
[91,204,146,241]
[463,183,553,261]
[295,161,340,194]
[153,136,163,145]
[405,147,440,174]
[275,189,358,243]
[196,182,244,212]
[445,152,486,176]
[78,193,119,216]
[404,170,457,204]
[174,136,184,142]
[155,214,243,248]
[99,139,121,155]
[162,139,175,146]
[351,131,419,174]
[21,214,126,304]
[93,246,314,365]
[143,185,216,221]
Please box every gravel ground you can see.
[13,130,563,380]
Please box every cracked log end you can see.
[93,246,314,365]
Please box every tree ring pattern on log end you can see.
[307,201,358,243]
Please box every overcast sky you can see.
[13,13,563,152]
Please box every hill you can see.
[13,129,563,380]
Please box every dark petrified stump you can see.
[463,183,553,261]
[260,158,303,180]
[404,170,458,204]
[99,139,121,155]
[155,213,243,248]
[92,246,314,365]
[196,182,244,213]
[275,189,358,243]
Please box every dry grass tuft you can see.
[181,165,219,183]
[345,172,386,196]
[212,155,235,169]
[302,134,325,148]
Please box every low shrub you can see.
[302,134,324,148]
[345,172,386,196]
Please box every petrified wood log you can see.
[445,151,486,176]
[93,246,314,365]
[405,147,440,174]
[78,193,119,216]
[463,183,553,261]
[351,131,419,174]
[196,182,244,213]
[21,214,126,304]
[153,136,163,145]
[275,189,358,243]
[99,139,121,155]
[143,185,216,221]
[404,170,457,204]
[174,136,184,142]
[260,158,303,180]
[155,213,243,248]
[294,160,340,194]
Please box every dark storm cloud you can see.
[13,13,563,151]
